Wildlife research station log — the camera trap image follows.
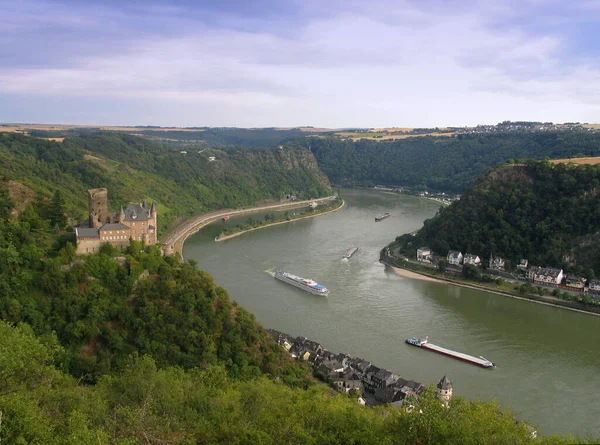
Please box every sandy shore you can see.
[389,265,444,283]
[388,263,600,317]
[215,200,345,242]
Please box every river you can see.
[183,188,600,438]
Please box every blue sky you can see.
[1,0,599,127]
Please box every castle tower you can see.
[436,375,452,406]
[118,206,125,223]
[88,188,109,228]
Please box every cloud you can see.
[1,0,600,126]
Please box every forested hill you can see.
[411,160,600,275]
[0,191,578,443]
[0,132,331,235]
[304,131,600,191]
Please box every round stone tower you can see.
[436,375,452,406]
[88,188,109,228]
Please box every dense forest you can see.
[303,131,600,191]
[407,161,600,276]
[0,188,304,382]
[0,133,331,236]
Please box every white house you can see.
[463,253,481,266]
[208,156,216,162]
[447,251,463,266]
[517,259,529,271]
[528,267,563,286]
[417,247,432,263]
[589,280,600,293]
[565,276,585,290]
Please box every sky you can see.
[1,0,600,128]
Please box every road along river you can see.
[183,188,600,438]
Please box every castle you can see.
[75,188,158,255]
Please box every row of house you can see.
[268,329,452,407]
[418,247,600,294]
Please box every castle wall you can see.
[121,214,157,244]
[76,237,102,255]
[99,228,130,248]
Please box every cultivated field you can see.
[550,157,600,165]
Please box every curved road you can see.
[160,196,337,257]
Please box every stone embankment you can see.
[214,199,344,242]
[160,196,338,258]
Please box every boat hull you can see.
[405,338,495,369]
[343,247,359,259]
[274,271,329,296]
[375,213,391,222]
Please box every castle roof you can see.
[437,375,452,390]
[123,203,151,221]
[75,227,99,238]
[151,202,157,213]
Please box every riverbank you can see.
[215,199,345,242]
[160,196,338,258]
[387,262,600,317]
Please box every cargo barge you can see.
[405,336,495,369]
[343,247,359,259]
[375,212,391,222]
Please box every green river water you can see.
[183,188,600,437]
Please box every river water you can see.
[184,188,600,437]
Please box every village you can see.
[410,247,600,298]
[267,329,451,408]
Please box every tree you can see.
[463,264,481,281]
[438,258,448,272]
[0,187,15,220]
[49,190,66,228]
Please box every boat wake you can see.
[264,268,276,277]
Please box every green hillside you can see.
[0,132,331,236]
[0,319,580,444]
[304,131,600,192]
[408,160,600,276]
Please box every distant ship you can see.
[375,212,391,222]
[405,336,496,369]
[274,271,330,296]
[343,247,359,259]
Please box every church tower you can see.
[436,375,452,406]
